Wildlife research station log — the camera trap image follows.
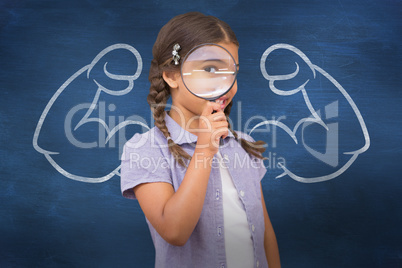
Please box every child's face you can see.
[170,42,239,117]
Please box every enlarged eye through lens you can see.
[181,43,238,101]
[204,66,217,73]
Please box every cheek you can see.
[182,87,208,111]
[230,81,238,97]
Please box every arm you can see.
[134,102,227,246]
[261,184,281,267]
[134,148,214,246]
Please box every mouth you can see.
[215,97,228,110]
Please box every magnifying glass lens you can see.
[181,44,237,100]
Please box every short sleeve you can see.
[120,132,172,199]
[238,132,267,181]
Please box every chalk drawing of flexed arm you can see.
[33,44,149,183]
[73,44,146,145]
[252,43,370,183]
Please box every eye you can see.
[204,66,218,73]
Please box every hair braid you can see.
[224,101,268,160]
[147,59,192,167]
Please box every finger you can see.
[212,120,228,128]
[211,131,223,147]
[211,111,226,122]
[202,101,221,116]
[221,129,229,139]
[211,128,228,144]
[211,122,228,137]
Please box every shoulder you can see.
[232,130,264,159]
[120,126,168,161]
[232,131,268,180]
[120,127,173,200]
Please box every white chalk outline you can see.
[33,44,149,183]
[33,42,370,184]
[253,43,370,183]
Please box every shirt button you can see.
[220,263,225,268]
[239,190,245,197]
[215,189,220,200]
[217,226,222,236]
[256,260,260,267]
[251,224,255,232]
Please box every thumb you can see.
[202,101,221,116]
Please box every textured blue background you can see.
[1,0,401,267]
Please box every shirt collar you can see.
[164,110,235,145]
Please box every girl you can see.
[121,12,280,268]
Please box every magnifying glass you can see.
[181,43,238,101]
[181,43,239,145]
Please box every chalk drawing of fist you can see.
[253,44,370,183]
[33,44,148,183]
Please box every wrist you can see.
[192,148,215,168]
[194,143,215,157]
[195,137,219,156]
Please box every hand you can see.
[195,101,228,156]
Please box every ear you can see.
[162,71,180,89]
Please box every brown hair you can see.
[147,12,267,167]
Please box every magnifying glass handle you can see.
[211,103,224,147]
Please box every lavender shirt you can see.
[121,111,268,268]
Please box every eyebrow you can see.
[201,59,227,63]
[187,58,232,64]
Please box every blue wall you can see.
[1,0,401,267]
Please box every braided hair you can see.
[147,12,267,168]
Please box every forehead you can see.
[186,43,238,64]
[216,42,239,62]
